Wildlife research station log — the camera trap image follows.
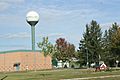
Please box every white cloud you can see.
[101,22,120,30]
[0,45,30,51]
[0,32,65,39]
[0,0,25,11]
[39,7,71,20]
[0,0,106,25]
[0,0,25,3]
[47,33,64,37]
[93,0,120,5]
[0,32,30,39]
[101,22,112,29]
[37,7,103,24]
[0,45,27,48]
[0,2,10,11]
[0,14,25,27]
[38,33,64,38]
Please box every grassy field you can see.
[0,69,120,80]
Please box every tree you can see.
[102,22,120,66]
[55,38,75,62]
[101,30,110,65]
[37,37,54,56]
[37,37,55,67]
[66,43,75,60]
[110,26,120,63]
[78,20,102,66]
[77,39,87,66]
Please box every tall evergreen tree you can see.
[78,20,102,66]
[111,27,120,59]
[102,30,110,65]
[102,22,119,66]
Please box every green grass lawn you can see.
[0,69,120,80]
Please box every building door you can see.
[16,65,20,71]
[13,63,20,71]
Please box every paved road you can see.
[62,75,120,80]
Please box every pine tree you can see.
[78,20,102,66]
[102,22,119,66]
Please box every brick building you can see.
[0,50,52,72]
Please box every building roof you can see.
[0,50,41,54]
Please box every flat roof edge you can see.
[0,50,41,54]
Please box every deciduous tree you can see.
[55,38,75,62]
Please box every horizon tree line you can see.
[37,20,120,67]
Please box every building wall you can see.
[0,51,52,72]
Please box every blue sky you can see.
[0,0,120,51]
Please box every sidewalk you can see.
[62,75,120,80]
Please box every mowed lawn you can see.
[0,69,120,80]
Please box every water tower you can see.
[26,11,39,51]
